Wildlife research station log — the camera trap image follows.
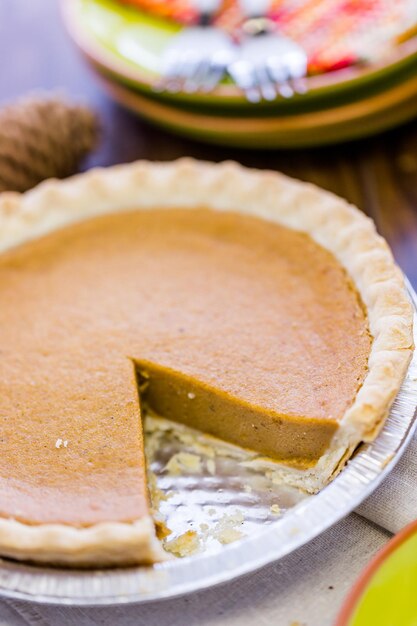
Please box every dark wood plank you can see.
[2,0,417,286]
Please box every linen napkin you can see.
[0,430,416,626]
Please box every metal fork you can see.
[228,0,308,103]
[156,0,237,94]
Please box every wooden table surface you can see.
[2,0,417,287]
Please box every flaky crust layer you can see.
[0,516,166,567]
[0,158,412,564]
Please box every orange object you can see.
[0,208,370,525]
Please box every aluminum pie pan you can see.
[0,286,416,606]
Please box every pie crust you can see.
[0,158,412,566]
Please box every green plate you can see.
[336,520,417,626]
[63,0,417,113]
[95,67,417,148]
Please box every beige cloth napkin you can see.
[1,433,416,626]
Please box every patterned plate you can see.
[62,0,417,111]
[93,68,417,148]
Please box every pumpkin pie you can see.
[0,159,412,566]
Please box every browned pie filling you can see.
[0,209,371,526]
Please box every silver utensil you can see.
[156,0,237,94]
[228,0,308,102]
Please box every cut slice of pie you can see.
[0,159,412,566]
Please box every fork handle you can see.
[189,0,223,23]
[238,0,271,18]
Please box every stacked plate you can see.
[63,0,417,148]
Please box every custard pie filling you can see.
[0,159,411,566]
